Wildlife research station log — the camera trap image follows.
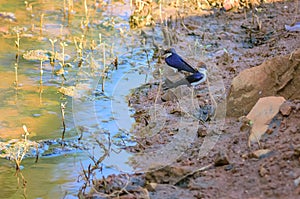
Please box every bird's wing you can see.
[186,72,204,84]
[165,53,198,73]
[178,57,198,73]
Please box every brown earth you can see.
[86,0,300,198]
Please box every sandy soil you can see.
[85,1,300,198]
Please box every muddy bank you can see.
[83,0,300,198]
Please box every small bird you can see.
[164,48,198,73]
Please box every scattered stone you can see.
[197,127,207,137]
[215,49,233,65]
[296,103,300,111]
[239,116,251,132]
[293,145,300,157]
[287,126,298,134]
[224,164,234,171]
[294,176,300,187]
[285,22,300,32]
[223,0,241,11]
[280,101,293,116]
[145,182,157,191]
[198,105,214,122]
[259,165,269,177]
[214,151,230,166]
[161,90,177,102]
[145,165,193,185]
[250,149,272,159]
[161,84,193,101]
[265,127,274,135]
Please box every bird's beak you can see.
[162,48,171,54]
[162,49,172,57]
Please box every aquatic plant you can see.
[63,0,74,22]
[74,35,85,67]
[14,30,20,88]
[40,13,44,36]
[61,102,67,141]
[78,137,109,196]
[49,38,58,73]
[3,125,38,171]
[101,42,107,92]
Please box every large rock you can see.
[246,96,285,146]
[227,48,300,117]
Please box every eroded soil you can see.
[86,1,300,198]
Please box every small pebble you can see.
[250,149,272,159]
[280,102,292,116]
[259,165,268,177]
[214,151,230,166]
[294,176,300,187]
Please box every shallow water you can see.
[0,1,154,198]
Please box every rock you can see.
[280,101,293,116]
[294,176,300,187]
[223,0,240,11]
[293,144,300,157]
[198,105,214,122]
[145,165,193,185]
[146,182,157,191]
[287,126,298,134]
[296,103,300,111]
[259,165,269,177]
[161,90,177,102]
[215,49,233,65]
[197,127,207,137]
[227,48,300,117]
[250,149,272,159]
[239,116,251,132]
[247,96,285,145]
[214,151,230,166]
[161,85,192,101]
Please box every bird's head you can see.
[163,48,176,58]
[197,62,207,73]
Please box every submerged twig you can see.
[101,42,106,92]
[14,31,20,89]
[61,102,67,141]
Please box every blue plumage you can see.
[162,48,208,89]
[186,72,205,85]
[164,48,198,73]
